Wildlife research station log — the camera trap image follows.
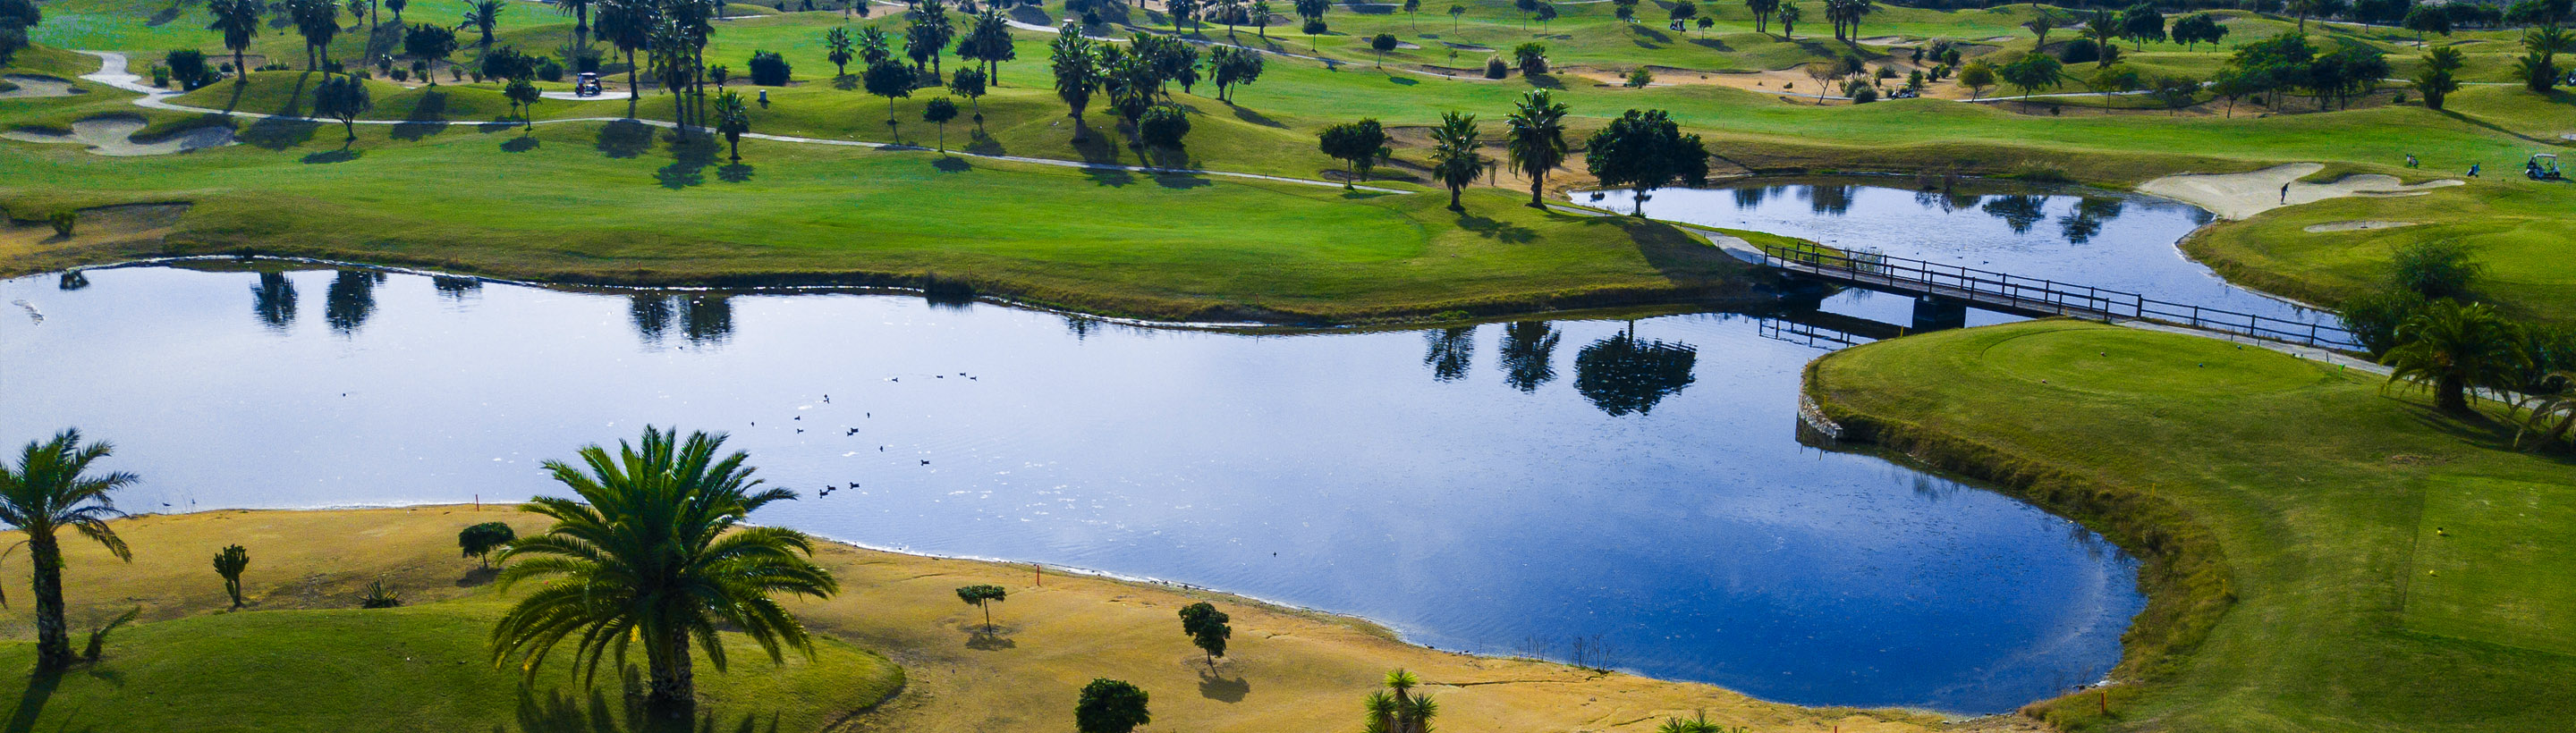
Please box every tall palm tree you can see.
[1428,111,1486,212]
[2021,7,2063,49]
[2382,300,2529,414]
[1503,89,1568,208]
[596,0,655,100]
[459,0,505,56]
[207,0,267,85]
[557,0,595,50]
[490,427,836,713]
[0,429,138,670]
[292,0,344,71]
[713,89,750,162]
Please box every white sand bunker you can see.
[1855,36,1910,46]
[0,74,85,98]
[2137,163,2463,220]
[2,116,234,156]
[2303,220,2422,233]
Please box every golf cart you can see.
[2529,153,2563,181]
[574,72,604,97]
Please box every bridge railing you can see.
[1758,242,2365,352]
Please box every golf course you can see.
[1,0,2572,729]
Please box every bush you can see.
[1848,82,1879,103]
[47,209,74,237]
[2060,38,2100,64]
[1484,55,1508,79]
[1139,104,1190,147]
[2342,288,2427,356]
[748,50,792,85]
[2392,240,2481,300]
[150,65,171,88]
[536,56,564,82]
[391,67,409,81]
[165,49,210,90]
[1625,67,1652,88]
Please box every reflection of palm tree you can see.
[681,294,733,346]
[253,272,299,331]
[1730,185,1767,209]
[2055,197,2123,244]
[324,270,376,336]
[1424,327,1473,383]
[1980,195,2046,235]
[630,294,674,342]
[1804,184,1853,215]
[1496,321,1560,392]
[1572,324,1698,417]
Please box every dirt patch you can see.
[0,74,86,98]
[2137,163,2463,220]
[4,115,236,156]
[2302,220,2422,233]
[0,203,193,269]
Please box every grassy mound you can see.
[1809,320,2576,732]
[0,596,902,733]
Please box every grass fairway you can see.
[0,599,902,733]
[0,507,1948,733]
[1809,320,2576,732]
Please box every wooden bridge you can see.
[1757,243,2365,351]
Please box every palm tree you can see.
[0,429,138,670]
[597,0,655,100]
[1428,111,1485,212]
[557,0,595,50]
[1365,669,1435,733]
[714,89,750,161]
[207,0,267,85]
[489,426,838,713]
[2021,7,2062,49]
[1503,89,1568,208]
[460,0,505,56]
[2515,372,2576,449]
[2382,300,2529,414]
[291,0,344,71]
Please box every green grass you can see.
[0,594,902,733]
[1809,320,2576,732]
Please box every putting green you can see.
[1972,326,2326,397]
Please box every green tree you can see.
[489,426,840,712]
[863,57,916,127]
[1448,3,1464,32]
[1999,51,2063,106]
[2080,9,2119,65]
[458,0,504,55]
[1504,88,1568,207]
[2394,240,2482,299]
[955,584,1006,631]
[1747,0,1778,35]
[2402,4,2450,45]
[313,74,373,141]
[1139,103,1191,148]
[0,429,137,670]
[715,88,751,160]
[923,96,958,152]
[1050,25,1101,135]
[2171,12,2227,49]
[504,76,541,129]
[826,26,856,77]
[459,521,516,569]
[291,0,343,71]
[207,0,266,86]
[1428,111,1487,211]
[2416,45,2464,110]
[949,66,987,129]
[1513,41,1547,74]
[1957,59,1996,99]
[2383,300,2529,413]
[1583,108,1708,215]
[1775,1,1800,38]
[1317,118,1389,189]
[1404,0,1420,28]
[555,0,592,51]
[1074,678,1151,733]
[960,9,1015,85]
[1370,32,1398,68]
[1208,44,1264,103]
[594,0,651,99]
[213,544,250,609]
[2119,3,2165,50]
[0,0,35,64]
[1177,602,1231,667]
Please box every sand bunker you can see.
[2303,220,2422,233]
[1981,35,2019,42]
[2137,163,2463,220]
[1855,36,1911,46]
[2,116,234,156]
[0,74,86,98]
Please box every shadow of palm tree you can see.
[391,89,451,140]
[716,163,755,182]
[1454,213,1535,242]
[2,667,62,733]
[596,119,655,158]
[502,135,541,152]
[300,147,362,164]
[656,131,717,189]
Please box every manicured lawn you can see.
[0,597,902,733]
[1809,320,2576,732]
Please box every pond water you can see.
[1593,178,2343,328]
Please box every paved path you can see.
[69,50,1412,193]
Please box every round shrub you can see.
[1139,104,1190,147]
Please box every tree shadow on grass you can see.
[962,630,1016,651]
[391,89,451,140]
[930,156,971,173]
[513,686,783,733]
[3,667,62,733]
[1385,74,1418,86]
[1523,72,1565,89]
[596,119,655,158]
[716,163,755,182]
[656,132,718,189]
[1228,105,1284,128]
[962,131,1004,156]
[503,135,542,153]
[300,147,362,164]
[1195,670,1249,704]
[240,116,320,150]
[1456,212,1536,243]
[456,567,501,587]
[1629,27,1673,47]
[1690,37,1734,52]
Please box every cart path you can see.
[68,50,1413,194]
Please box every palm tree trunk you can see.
[648,626,696,714]
[1448,186,1461,210]
[30,534,70,670]
[627,48,640,101]
[236,48,249,83]
[2439,375,2470,413]
[1528,173,1544,207]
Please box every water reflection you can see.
[2056,198,2125,245]
[1572,324,1699,417]
[1496,321,1561,392]
[1913,189,1983,214]
[1804,184,1855,215]
[323,270,379,336]
[627,293,735,347]
[252,272,297,331]
[57,271,89,291]
[432,275,482,300]
[1424,326,1474,383]
[1979,195,2048,235]
[629,293,674,341]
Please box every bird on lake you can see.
[919,459,930,466]
[823,394,831,403]
[846,428,860,436]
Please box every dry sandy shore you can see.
[2136,163,2462,220]
[0,506,1990,733]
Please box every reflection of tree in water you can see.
[2055,197,2125,244]
[431,275,482,299]
[1731,185,1772,209]
[1424,326,1474,383]
[1064,314,1101,340]
[1572,325,1698,417]
[680,294,733,346]
[629,293,674,342]
[1980,195,2047,235]
[323,270,377,336]
[1916,190,1985,214]
[1496,321,1561,392]
[57,270,89,291]
[1802,184,1855,215]
[252,272,298,331]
